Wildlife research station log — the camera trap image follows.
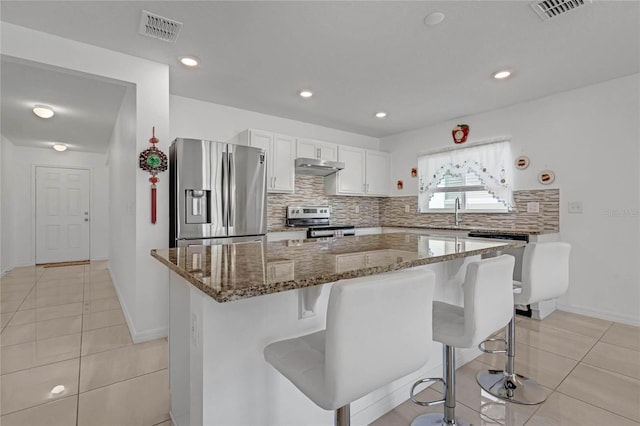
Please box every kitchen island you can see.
[152,233,524,426]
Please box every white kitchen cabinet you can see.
[267,260,295,282]
[364,150,390,196]
[332,145,365,194]
[334,249,419,273]
[296,138,338,161]
[242,129,295,193]
[325,146,390,196]
[335,253,366,273]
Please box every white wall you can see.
[0,135,110,269]
[108,85,137,324]
[0,136,13,274]
[1,23,171,341]
[170,95,380,149]
[381,74,640,325]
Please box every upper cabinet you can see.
[325,146,390,196]
[364,150,390,196]
[240,129,295,193]
[296,138,338,162]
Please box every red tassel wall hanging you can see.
[138,127,167,224]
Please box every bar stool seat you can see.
[476,242,571,405]
[264,268,436,426]
[410,255,515,426]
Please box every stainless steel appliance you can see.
[294,158,344,176]
[286,206,355,238]
[468,230,531,317]
[170,138,267,247]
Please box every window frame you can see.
[417,138,514,214]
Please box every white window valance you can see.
[418,139,514,210]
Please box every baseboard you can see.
[108,266,168,344]
[557,303,640,327]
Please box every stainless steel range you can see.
[286,206,355,238]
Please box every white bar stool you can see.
[264,268,436,426]
[410,255,515,426]
[476,242,571,405]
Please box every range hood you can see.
[295,157,344,176]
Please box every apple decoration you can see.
[452,124,470,144]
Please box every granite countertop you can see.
[151,233,525,303]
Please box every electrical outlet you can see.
[405,205,410,213]
[527,202,539,213]
[191,313,199,348]
[355,205,359,213]
[568,201,583,214]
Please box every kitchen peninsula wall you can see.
[267,175,559,232]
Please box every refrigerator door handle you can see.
[221,151,228,227]
[228,152,235,227]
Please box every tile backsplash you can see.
[267,176,383,229]
[380,189,559,231]
[268,176,559,232]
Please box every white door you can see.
[36,167,91,264]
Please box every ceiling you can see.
[1,57,129,153]
[1,1,639,152]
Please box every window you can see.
[418,139,514,213]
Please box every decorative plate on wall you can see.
[515,155,530,170]
[538,170,555,185]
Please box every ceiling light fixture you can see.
[424,12,446,26]
[299,90,313,98]
[33,105,54,119]
[50,385,66,395]
[492,70,513,80]
[179,56,200,67]
[375,111,388,119]
[53,144,68,152]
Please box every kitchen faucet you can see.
[454,197,461,226]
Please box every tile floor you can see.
[372,311,640,426]
[0,262,170,426]
[2,262,639,426]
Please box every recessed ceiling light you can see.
[53,144,68,152]
[179,56,200,67]
[424,12,446,26]
[50,385,66,395]
[492,70,513,80]
[33,105,54,119]
[299,90,313,98]
[375,111,388,119]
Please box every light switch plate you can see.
[568,201,583,214]
[527,202,539,213]
[404,205,410,213]
[355,205,360,214]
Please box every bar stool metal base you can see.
[476,370,547,405]
[410,413,471,426]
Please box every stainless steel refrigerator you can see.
[169,138,267,247]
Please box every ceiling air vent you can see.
[531,0,586,21]
[138,10,183,43]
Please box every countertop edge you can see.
[151,238,526,303]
